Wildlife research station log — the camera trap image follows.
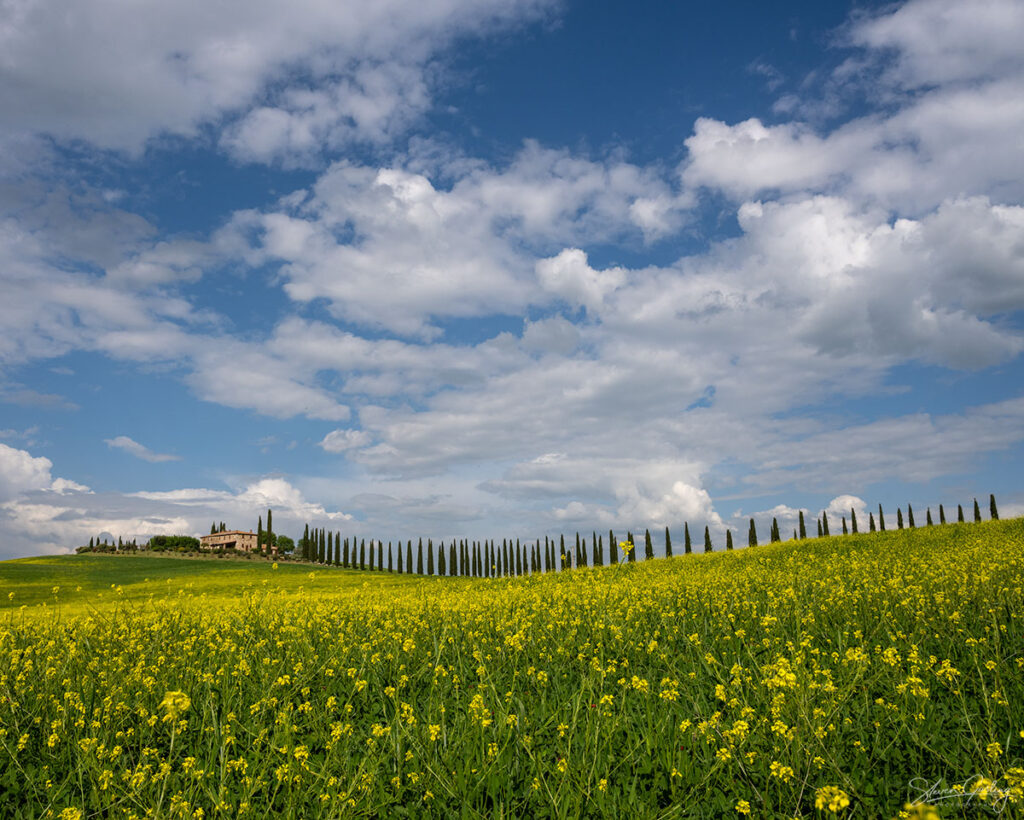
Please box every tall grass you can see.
[1,520,1022,817]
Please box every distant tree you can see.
[798,511,807,540]
[397,540,404,573]
[628,532,637,563]
[851,508,858,534]
[377,540,383,570]
[958,504,965,523]
[726,530,734,550]
[822,512,830,536]
[220,522,226,532]
[368,536,375,571]
[878,504,886,531]
[644,529,654,560]
[407,540,413,574]
[89,536,94,549]
[211,522,217,535]
[343,536,350,567]
[770,518,780,543]
[560,534,567,570]
[266,509,273,556]
[301,523,310,560]
[439,540,447,576]
[257,515,263,554]
[427,539,434,576]
[609,530,618,565]
[451,541,458,576]
[897,508,904,529]
[684,523,692,554]
[816,519,822,538]
[704,526,712,553]
[327,531,334,565]
[665,526,673,559]
[939,504,946,524]
[842,516,848,535]
[359,539,366,571]
[277,534,294,553]
[869,513,876,532]
[990,494,999,520]
[319,529,326,564]
[974,498,982,522]
[926,508,933,526]
[388,542,394,572]
[908,505,915,528]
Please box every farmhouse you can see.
[199,530,260,553]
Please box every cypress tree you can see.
[397,540,404,573]
[319,529,326,563]
[770,518,779,543]
[628,532,637,562]
[816,519,822,538]
[344,537,350,567]
[926,508,933,526]
[851,508,858,534]
[592,531,600,566]
[897,508,904,529]
[416,538,423,575]
[368,537,375,571]
[973,498,982,522]
[748,518,757,547]
[560,534,567,571]
[574,532,581,568]
[377,540,383,570]
[793,529,798,541]
[703,526,712,553]
[406,540,413,574]
[439,540,447,576]
[823,512,830,536]
[257,515,263,555]
[939,504,946,524]
[502,540,508,576]
[609,530,618,565]
[842,516,848,535]
[958,504,964,523]
[354,539,361,570]
[490,540,497,575]
[908,505,915,528]
[89,536,94,549]
[514,539,521,575]
[990,494,999,520]
[388,542,394,572]
[684,523,692,554]
[798,511,807,540]
[644,528,654,560]
[878,504,886,531]
[665,526,673,558]
[266,509,273,556]
[427,539,434,575]
[596,535,603,567]
[580,536,588,568]
[451,542,458,576]
[302,523,310,559]
[211,522,217,535]
[726,530,734,550]
[869,513,876,532]
[327,531,334,565]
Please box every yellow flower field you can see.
[1,519,1022,817]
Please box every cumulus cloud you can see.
[320,429,373,453]
[0,0,556,154]
[0,444,352,558]
[104,436,182,463]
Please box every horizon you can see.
[2,0,1023,560]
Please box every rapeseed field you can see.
[1,519,1022,818]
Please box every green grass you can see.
[1,519,1022,818]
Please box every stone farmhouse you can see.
[199,530,262,553]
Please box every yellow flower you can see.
[160,691,191,722]
[736,800,751,815]
[598,779,608,792]
[815,786,850,812]
[59,810,82,820]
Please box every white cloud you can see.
[320,429,373,453]
[0,0,556,155]
[104,436,182,463]
[535,248,625,313]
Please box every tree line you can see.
[287,494,1003,576]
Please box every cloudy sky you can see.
[1,0,1022,559]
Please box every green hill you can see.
[2,519,1022,818]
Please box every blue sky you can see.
[1,0,1023,559]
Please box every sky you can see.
[1,0,1023,560]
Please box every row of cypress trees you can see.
[290,494,1002,576]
